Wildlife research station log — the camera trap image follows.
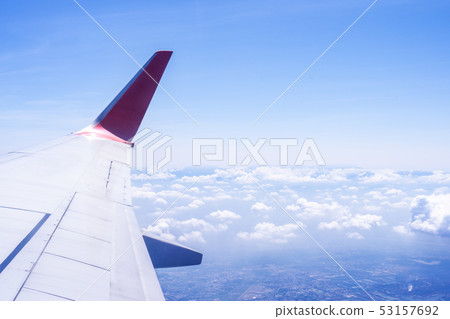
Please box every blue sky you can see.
[1,0,449,169]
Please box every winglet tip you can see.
[79,50,172,143]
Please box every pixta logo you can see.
[132,131,325,174]
[132,128,172,175]
[192,138,325,166]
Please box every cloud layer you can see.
[132,167,450,246]
[409,193,450,236]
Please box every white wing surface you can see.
[0,51,200,301]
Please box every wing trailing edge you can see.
[77,50,173,143]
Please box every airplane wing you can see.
[0,51,201,301]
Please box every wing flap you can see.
[0,208,49,273]
[20,252,111,301]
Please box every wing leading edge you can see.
[0,51,200,301]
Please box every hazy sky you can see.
[1,0,449,169]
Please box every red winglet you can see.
[77,51,172,143]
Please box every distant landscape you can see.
[157,253,450,301]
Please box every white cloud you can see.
[143,216,227,243]
[131,185,157,199]
[363,205,381,212]
[156,233,176,241]
[209,209,241,221]
[242,193,255,201]
[233,171,255,184]
[319,214,384,230]
[409,193,450,236]
[251,202,272,211]
[143,218,176,241]
[346,232,364,240]
[392,225,413,236]
[435,187,450,194]
[359,169,402,183]
[178,231,205,243]
[280,187,298,197]
[339,194,357,200]
[251,167,353,183]
[380,199,410,209]
[170,183,186,190]
[412,259,440,266]
[178,175,213,184]
[188,186,201,193]
[188,199,205,209]
[418,171,450,184]
[154,198,167,205]
[345,214,384,229]
[132,185,195,201]
[178,218,217,231]
[237,222,298,244]
[157,189,192,199]
[385,188,405,196]
[174,199,206,211]
[285,204,300,212]
[365,191,387,200]
[134,167,450,250]
[295,197,348,218]
[202,193,233,201]
[131,171,175,180]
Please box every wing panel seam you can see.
[0,213,50,274]
[43,252,109,271]
[56,227,112,244]
[20,287,74,301]
[13,192,77,300]
[0,205,48,215]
